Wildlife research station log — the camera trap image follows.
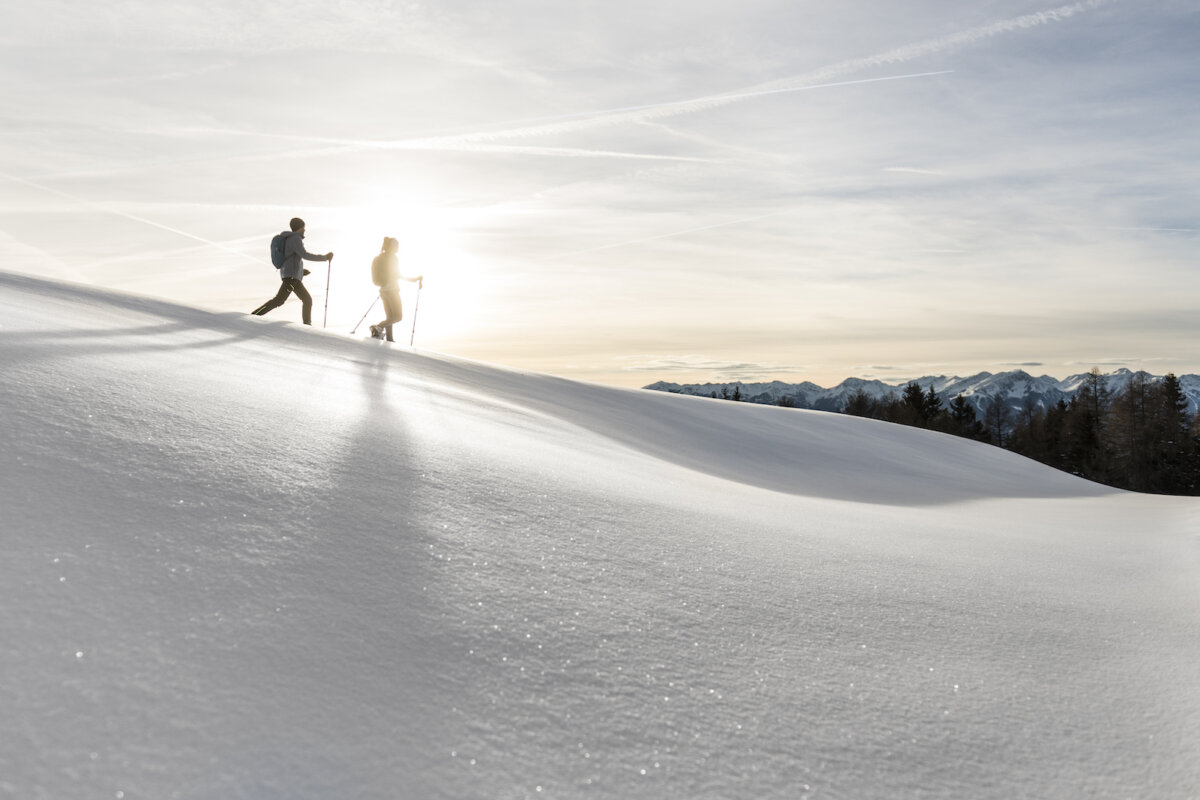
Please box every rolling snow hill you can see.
[3,271,1199,799]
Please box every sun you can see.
[324,196,488,341]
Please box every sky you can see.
[1,0,1197,388]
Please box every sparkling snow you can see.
[2,271,1198,799]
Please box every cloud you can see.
[393,72,956,147]
[539,208,799,261]
[361,0,1111,153]
[621,355,806,381]
[0,1,436,53]
[129,131,716,165]
[124,70,948,173]
[0,172,263,266]
[76,0,1117,173]
[883,167,949,176]
[486,0,1111,140]
[1106,227,1200,233]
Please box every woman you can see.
[369,237,423,342]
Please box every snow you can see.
[3,270,1199,800]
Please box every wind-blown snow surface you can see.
[2,272,1199,800]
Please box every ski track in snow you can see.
[1,271,1198,800]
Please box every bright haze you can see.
[1,0,1196,386]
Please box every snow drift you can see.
[2,271,1198,799]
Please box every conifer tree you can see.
[983,394,1011,446]
[826,367,1197,495]
[1155,373,1197,493]
[923,386,944,418]
[948,394,983,439]
[843,389,875,418]
[1009,397,1045,460]
[1107,372,1153,490]
[1064,368,1112,479]
[1042,399,1070,471]
[899,382,928,427]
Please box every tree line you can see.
[836,369,1199,495]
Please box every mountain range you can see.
[646,369,1200,420]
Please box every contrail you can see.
[0,172,264,265]
[540,209,799,261]
[35,138,713,182]
[1108,226,1199,233]
[137,133,715,163]
[124,69,953,172]
[68,0,1109,179]
[385,0,1114,148]
[507,0,1118,262]
[6,0,1115,268]
[79,233,266,270]
[146,72,949,154]
[166,0,1111,164]
[749,0,1117,93]
[400,72,955,148]
[325,141,711,162]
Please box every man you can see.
[252,218,333,325]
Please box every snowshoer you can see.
[368,236,422,342]
[252,218,333,325]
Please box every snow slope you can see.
[2,271,1199,800]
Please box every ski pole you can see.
[322,255,333,328]
[351,295,379,334]
[409,282,422,346]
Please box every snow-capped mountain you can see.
[647,368,1200,419]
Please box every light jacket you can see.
[280,231,326,280]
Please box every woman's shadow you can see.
[203,347,466,798]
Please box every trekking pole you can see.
[409,282,423,347]
[322,256,333,328]
[351,295,380,334]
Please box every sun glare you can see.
[326,197,488,341]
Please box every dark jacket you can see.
[281,232,326,280]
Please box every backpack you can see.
[371,253,388,287]
[270,231,290,268]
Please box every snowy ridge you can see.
[648,368,1200,418]
[3,271,1200,800]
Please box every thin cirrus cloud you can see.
[86,0,1112,171]
[125,0,1115,163]
[346,0,1114,152]
[53,0,1103,267]
[129,70,954,171]
[622,355,808,380]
